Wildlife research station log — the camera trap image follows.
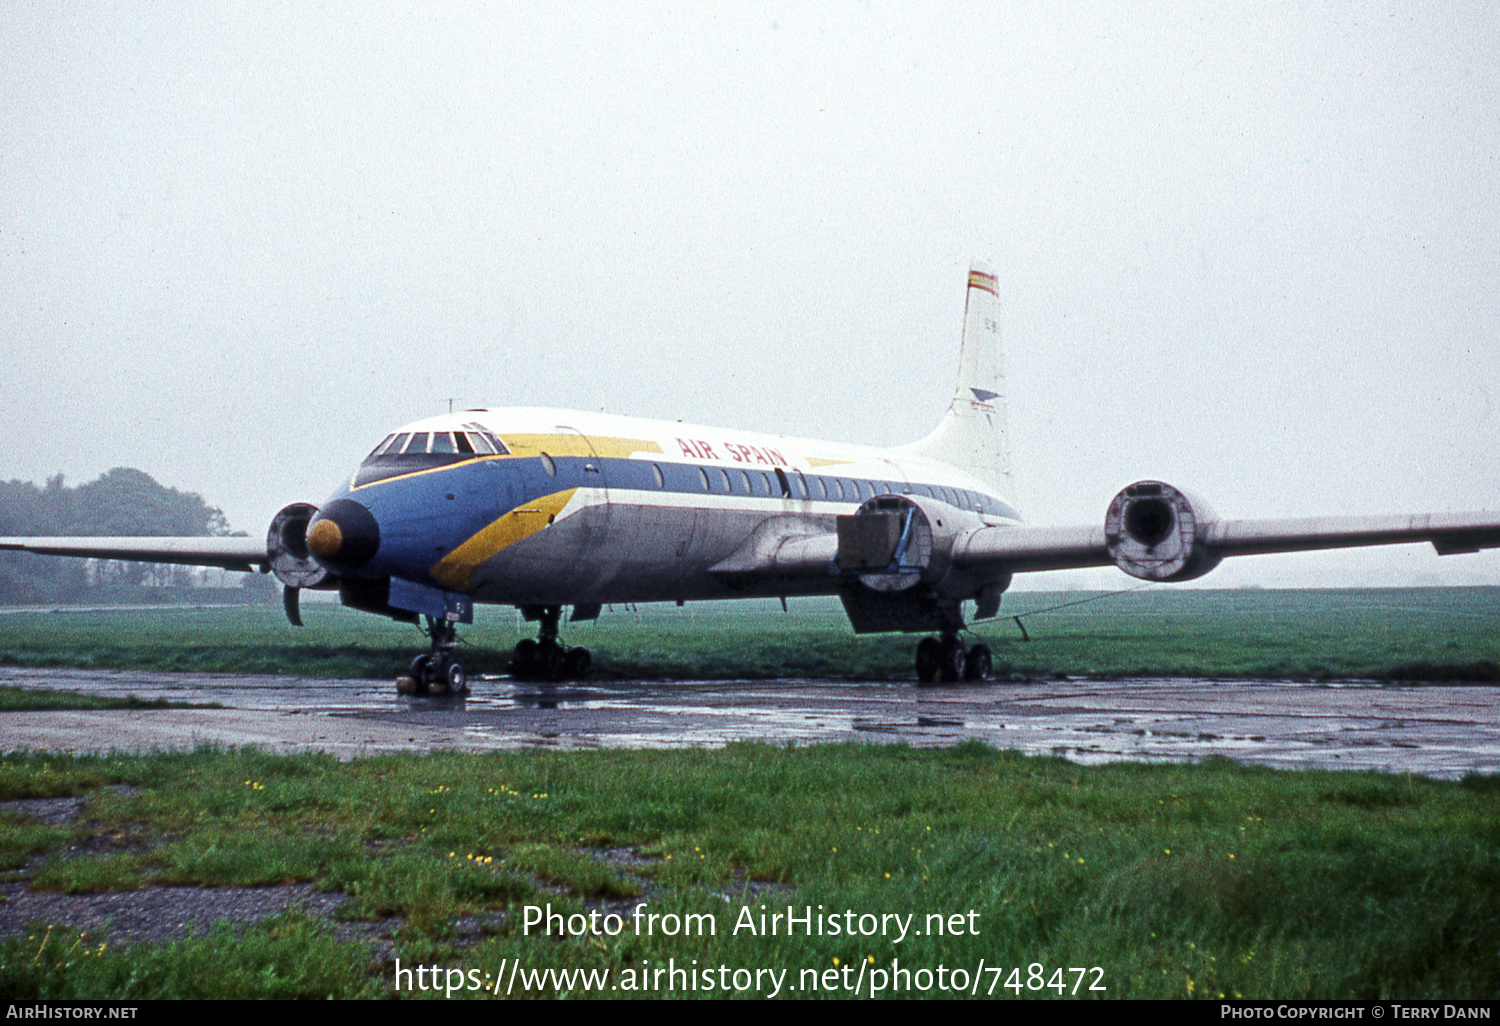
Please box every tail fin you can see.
[902,260,1015,503]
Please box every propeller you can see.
[283,585,303,627]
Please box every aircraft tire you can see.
[915,637,942,684]
[964,643,992,682]
[565,646,591,680]
[541,643,567,682]
[939,637,967,683]
[510,639,538,680]
[409,654,432,695]
[446,660,467,693]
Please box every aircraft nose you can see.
[307,498,380,572]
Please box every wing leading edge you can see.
[956,508,1500,579]
[0,537,268,573]
[707,502,1500,585]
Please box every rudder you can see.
[901,260,1014,503]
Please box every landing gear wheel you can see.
[510,638,538,679]
[939,636,967,683]
[408,654,432,695]
[964,643,992,682]
[399,616,465,696]
[915,637,942,684]
[541,643,567,682]
[428,653,452,695]
[445,660,467,693]
[565,646,592,680]
[512,607,592,682]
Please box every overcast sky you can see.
[3,2,1497,589]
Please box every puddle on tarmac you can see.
[2,668,1497,777]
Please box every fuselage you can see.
[312,407,1023,608]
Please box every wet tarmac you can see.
[1,667,1496,779]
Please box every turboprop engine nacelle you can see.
[835,493,1003,635]
[838,493,988,596]
[266,502,331,589]
[1105,481,1223,582]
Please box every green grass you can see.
[0,588,1497,681]
[0,686,220,712]
[0,744,1496,999]
[0,911,382,999]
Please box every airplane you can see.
[5,261,1500,693]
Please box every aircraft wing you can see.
[1207,512,1500,558]
[711,504,1500,586]
[0,537,268,573]
[707,519,840,577]
[955,509,1500,579]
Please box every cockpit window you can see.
[461,424,508,455]
[354,424,509,487]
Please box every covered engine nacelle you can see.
[1105,481,1223,582]
[266,502,331,589]
[837,493,986,592]
[835,493,1000,634]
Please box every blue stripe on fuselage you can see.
[322,454,1020,589]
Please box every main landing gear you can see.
[509,605,591,682]
[914,633,991,684]
[399,617,469,696]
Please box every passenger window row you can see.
[357,429,997,517]
[625,461,996,516]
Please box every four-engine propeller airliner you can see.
[6,262,1500,691]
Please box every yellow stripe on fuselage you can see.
[429,488,578,591]
[498,435,663,459]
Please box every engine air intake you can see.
[1105,481,1222,582]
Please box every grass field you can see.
[0,687,217,712]
[0,743,1496,1000]
[1,587,1497,682]
[0,591,1496,1000]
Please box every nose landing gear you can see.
[397,616,469,696]
[510,605,592,682]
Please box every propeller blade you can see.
[283,585,303,627]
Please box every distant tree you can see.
[0,476,85,602]
[69,468,231,537]
[0,469,236,603]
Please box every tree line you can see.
[0,468,272,604]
